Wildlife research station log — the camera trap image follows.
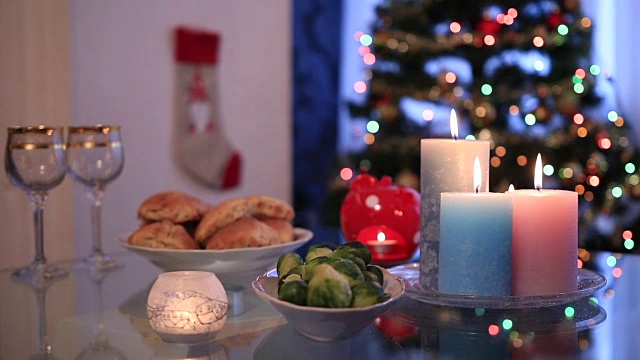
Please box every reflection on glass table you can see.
[73,268,127,360]
[0,250,639,359]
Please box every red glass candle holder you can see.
[340,174,420,266]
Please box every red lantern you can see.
[340,174,420,266]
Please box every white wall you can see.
[69,0,292,256]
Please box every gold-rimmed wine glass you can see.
[4,126,68,287]
[67,125,124,271]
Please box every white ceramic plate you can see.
[119,228,313,284]
[252,266,405,342]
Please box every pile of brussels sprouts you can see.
[275,241,391,308]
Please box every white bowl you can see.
[120,228,313,285]
[252,266,405,342]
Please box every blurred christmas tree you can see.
[325,0,640,253]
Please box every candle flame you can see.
[377,231,386,242]
[450,109,459,140]
[508,184,515,192]
[474,156,481,193]
[534,153,543,190]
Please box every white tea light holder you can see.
[147,271,229,344]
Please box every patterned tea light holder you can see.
[340,174,421,265]
[147,271,229,344]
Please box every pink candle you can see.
[510,154,578,296]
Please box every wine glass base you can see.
[73,254,121,273]
[11,262,68,288]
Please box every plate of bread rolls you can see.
[119,191,313,281]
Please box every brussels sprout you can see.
[309,242,338,251]
[332,241,372,265]
[303,256,330,280]
[277,253,303,278]
[366,265,384,285]
[364,271,381,285]
[279,279,308,306]
[307,264,352,308]
[351,281,384,308]
[330,258,364,287]
[305,247,334,262]
[277,272,303,293]
[346,254,367,272]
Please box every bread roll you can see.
[195,198,251,244]
[128,220,199,249]
[205,218,280,250]
[260,218,295,243]
[138,191,209,224]
[246,195,295,221]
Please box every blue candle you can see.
[438,192,513,296]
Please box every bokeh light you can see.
[445,72,457,83]
[565,306,575,318]
[502,319,513,330]
[363,133,375,145]
[450,22,461,33]
[517,155,527,166]
[533,36,544,47]
[611,186,623,198]
[558,24,569,35]
[573,113,584,125]
[366,120,380,133]
[608,111,619,122]
[524,114,536,125]
[363,53,376,65]
[422,109,435,121]
[613,267,622,278]
[624,239,635,250]
[359,34,373,46]
[340,168,353,181]
[354,81,367,93]
[484,35,496,46]
[481,84,493,95]
[606,255,616,267]
[488,325,500,336]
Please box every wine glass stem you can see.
[34,288,48,355]
[27,191,48,265]
[89,185,106,257]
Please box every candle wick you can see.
[536,186,541,191]
[453,135,458,141]
[475,185,479,193]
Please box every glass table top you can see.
[1,249,638,359]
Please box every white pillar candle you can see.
[509,154,578,296]
[420,110,490,291]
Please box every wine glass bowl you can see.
[66,125,124,187]
[67,125,124,272]
[4,126,68,287]
[5,126,67,192]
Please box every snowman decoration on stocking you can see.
[175,27,242,189]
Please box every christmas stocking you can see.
[174,26,242,189]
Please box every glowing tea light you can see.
[356,225,405,261]
[439,157,512,295]
[420,110,490,291]
[508,154,578,296]
[147,271,229,344]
